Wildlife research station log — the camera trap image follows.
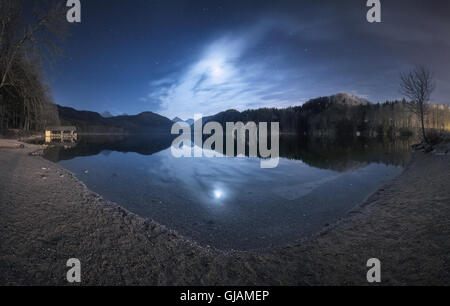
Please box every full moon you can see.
[214,189,223,199]
[205,57,229,83]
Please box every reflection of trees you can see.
[44,134,414,173]
[44,134,174,162]
[279,135,414,172]
[213,134,414,172]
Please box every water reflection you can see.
[44,134,413,170]
[44,134,174,162]
[42,134,413,250]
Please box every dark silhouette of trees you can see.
[0,0,67,132]
[400,66,435,143]
[201,94,450,139]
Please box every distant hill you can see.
[57,105,173,134]
[314,93,369,106]
[101,111,114,118]
[57,92,450,137]
[200,93,450,137]
[201,93,369,123]
[172,117,194,125]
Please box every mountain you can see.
[201,93,369,123]
[300,93,369,112]
[199,93,450,138]
[196,93,373,136]
[110,111,173,133]
[173,117,194,125]
[57,92,450,137]
[323,93,370,106]
[102,111,114,118]
[57,105,173,134]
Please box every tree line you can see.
[0,0,66,133]
[203,94,450,139]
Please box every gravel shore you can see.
[1,138,449,285]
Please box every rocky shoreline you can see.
[0,138,449,285]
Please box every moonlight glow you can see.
[214,189,223,199]
[50,0,450,121]
[203,56,231,84]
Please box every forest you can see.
[203,93,450,138]
[0,0,65,134]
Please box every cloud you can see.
[146,24,304,120]
[141,2,450,119]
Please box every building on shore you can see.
[45,126,77,143]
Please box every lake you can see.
[43,135,412,250]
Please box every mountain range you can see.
[59,93,366,133]
[56,93,450,137]
[58,105,173,134]
[172,117,194,125]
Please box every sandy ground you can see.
[0,138,449,285]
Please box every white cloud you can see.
[147,25,302,120]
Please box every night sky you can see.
[50,0,450,120]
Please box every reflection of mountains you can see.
[44,134,174,162]
[279,136,413,171]
[44,134,413,172]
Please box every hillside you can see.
[201,93,450,137]
[57,105,173,134]
[57,93,450,137]
[172,117,194,125]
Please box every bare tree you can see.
[0,0,67,131]
[400,66,435,143]
[0,0,67,90]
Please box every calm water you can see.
[44,135,412,250]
